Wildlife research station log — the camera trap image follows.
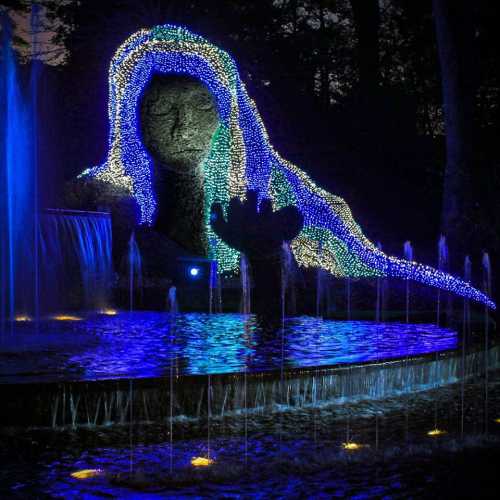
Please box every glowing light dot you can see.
[70,469,102,480]
[189,267,200,277]
[191,456,214,467]
[342,442,363,451]
[100,309,118,316]
[14,315,31,322]
[427,429,447,437]
[52,315,82,321]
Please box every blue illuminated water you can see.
[4,370,500,499]
[0,16,38,324]
[39,211,113,312]
[127,232,142,311]
[0,313,457,383]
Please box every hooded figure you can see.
[80,24,494,310]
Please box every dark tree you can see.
[432,0,477,263]
[350,0,380,92]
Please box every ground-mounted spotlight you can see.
[70,469,103,479]
[176,257,218,313]
[342,442,364,451]
[427,428,447,437]
[51,315,82,321]
[14,315,31,322]
[177,257,217,285]
[189,266,200,277]
[191,456,214,467]
[100,309,118,316]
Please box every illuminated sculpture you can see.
[80,24,495,309]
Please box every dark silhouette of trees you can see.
[350,0,380,92]
[432,0,477,265]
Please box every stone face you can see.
[140,74,219,175]
[140,74,219,255]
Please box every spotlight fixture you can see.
[51,315,82,321]
[100,309,118,316]
[70,469,102,480]
[427,429,447,437]
[14,315,31,322]
[191,456,214,467]
[342,442,363,451]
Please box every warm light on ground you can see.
[427,428,447,437]
[52,315,82,321]
[191,456,214,467]
[70,469,102,479]
[14,315,31,322]
[100,309,118,316]
[342,442,363,451]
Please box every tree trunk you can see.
[433,0,477,264]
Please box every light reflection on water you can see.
[1,313,457,382]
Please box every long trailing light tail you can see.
[276,160,495,310]
[373,246,495,309]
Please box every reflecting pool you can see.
[0,312,457,383]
